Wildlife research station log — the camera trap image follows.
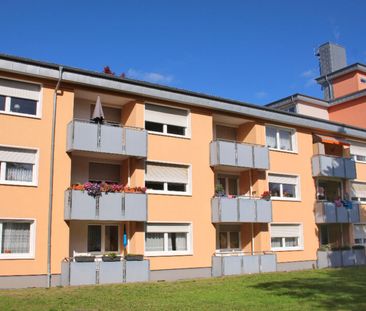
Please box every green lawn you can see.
[1,267,366,310]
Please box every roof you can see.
[266,94,329,108]
[316,63,366,84]
[1,53,366,140]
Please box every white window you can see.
[87,224,119,253]
[268,173,299,200]
[354,224,366,245]
[270,224,303,251]
[350,182,366,202]
[280,104,297,113]
[350,143,366,163]
[145,103,189,137]
[145,162,191,195]
[216,225,241,252]
[0,220,35,259]
[0,146,38,186]
[266,125,296,152]
[0,78,41,117]
[145,223,192,256]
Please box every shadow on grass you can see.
[251,267,366,310]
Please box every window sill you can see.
[268,148,298,155]
[145,251,193,257]
[0,181,37,187]
[146,190,192,196]
[271,197,301,202]
[147,130,191,140]
[0,254,34,260]
[271,247,303,252]
[0,110,41,119]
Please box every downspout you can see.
[47,66,64,288]
[325,75,334,100]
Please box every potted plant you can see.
[102,252,122,262]
[261,191,271,201]
[215,184,225,197]
[125,253,144,261]
[74,255,96,262]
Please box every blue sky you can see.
[1,1,366,105]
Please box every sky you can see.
[1,0,366,105]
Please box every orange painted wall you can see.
[332,72,364,98]
[328,96,366,129]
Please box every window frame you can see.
[86,224,120,255]
[215,225,241,253]
[268,172,300,201]
[145,160,192,196]
[215,173,240,196]
[270,223,303,252]
[0,77,42,119]
[0,145,39,187]
[265,124,297,153]
[0,219,36,260]
[144,222,193,257]
[144,102,191,139]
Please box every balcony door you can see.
[216,174,239,196]
[215,124,237,141]
[317,179,343,201]
[216,225,241,252]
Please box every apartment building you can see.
[1,49,366,288]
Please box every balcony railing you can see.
[67,119,147,158]
[210,140,269,170]
[64,190,148,222]
[211,197,272,223]
[317,249,366,268]
[212,252,277,277]
[61,259,150,286]
[312,155,356,179]
[315,201,360,223]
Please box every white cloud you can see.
[255,91,268,99]
[127,68,173,84]
[301,68,317,88]
[301,69,316,78]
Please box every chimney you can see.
[316,42,347,100]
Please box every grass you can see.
[1,267,366,310]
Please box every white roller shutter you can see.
[271,224,301,238]
[146,223,190,233]
[354,224,366,239]
[0,147,37,164]
[0,78,40,101]
[350,143,366,157]
[351,182,366,198]
[269,174,297,185]
[145,104,187,127]
[146,162,188,183]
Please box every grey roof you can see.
[266,94,329,108]
[316,63,366,83]
[1,53,366,140]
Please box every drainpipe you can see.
[324,75,334,100]
[46,66,64,288]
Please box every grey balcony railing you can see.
[67,119,147,158]
[317,249,366,268]
[212,253,277,277]
[211,197,272,223]
[315,201,360,223]
[312,155,356,179]
[64,190,148,222]
[61,259,150,286]
[210,140,269,170]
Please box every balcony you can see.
[67,120,147,158]
[315,201,360,223]
[211,197,272,223]
[212,253,277,277]
[64,190,148,222]
[210,140,269,170]
[61,259,150,286]
[317,249,366,268]
[312,155,356,179]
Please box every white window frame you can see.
[145,160,192,196]
[144,102,191,139]
[87,224,120,255]
[280,104,297,113]
[353,223,366,245]
[144,222,193,257]
[0,145,39,187]
[348,181,366,202]
[268,172,300,201]
[215,225,241,253]
[0,218,36,259]
[265,124,297,153]
[0,77,42,119]
[270,223,303,252]
[215,173,240,196]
